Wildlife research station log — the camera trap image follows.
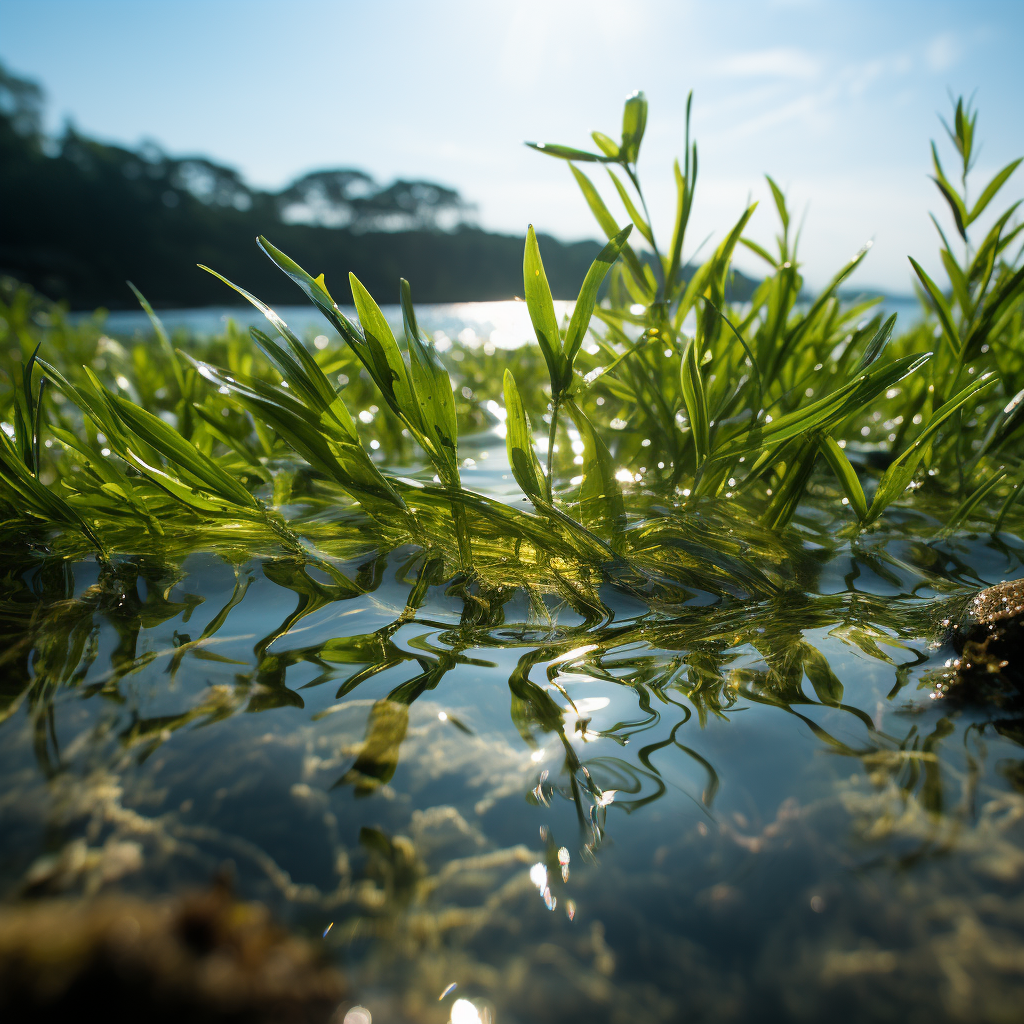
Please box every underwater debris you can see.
[0,877,346,1023]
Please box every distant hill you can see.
[0,64,758,310]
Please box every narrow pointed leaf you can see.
[200,263,338,409]
[561,225,632,389]
[349,273,425,435]
[968,158,1022,224]
[128,281,187,396]
[526,142,607,162]
[401,278,459,482]
[765,175,789,233]
[606,169,653,246]
[866,373,997,522]
[502,369,546,504]
[820,436,867,520]
[713,353,931,461]
[567,164,649,290]
[105,392,259,510]
[680,337,710,465]
[908,257,960,356]
[620,90,648,163]
[855,313,898,371]
[524,224,564,390]
[565,398,625,533]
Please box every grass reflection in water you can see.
[2,505,1024,1023]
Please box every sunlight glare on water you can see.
[450,998,483,1024]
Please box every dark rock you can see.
[943,579,1024,700]
[948,579,1024,655]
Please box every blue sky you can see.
[2,0,1022,291]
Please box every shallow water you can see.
[2,463,1024,1022]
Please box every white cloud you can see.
[926,32,961,72]
[716,47,821,80]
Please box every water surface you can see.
[3,457,1023,1023]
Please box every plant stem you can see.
[448,486,474,570]
[546,398,560,503]
[627,165,666,297]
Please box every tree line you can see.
[0,64,755,310]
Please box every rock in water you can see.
[946,579,1024,697]
[950,579,1024,653]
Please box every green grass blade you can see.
[964,264,1024,354]
[128,281,187,397]
[680,336,710,466]
[525,142,607,162]
[620,90,648,163]
[401,278,470,565]
[967,157,1022,224]
[866,373,997,522]
[944,467,1009,534]
[0,427,106,550]
[939,249,972,316]
[666,159,691,294]
[348,273,423,437]
[820,436,867,520]
[567,165,650,291]
[676,204,757,323]
[401,278,459,482]
[255,236,369,358]
[199,264,338,410]
[707,299,763,399]
[186,356,408,523]
[561,225,632,390]
[502,369,546,504]
[564,398,625,534]
[765,175,790,234]
[930,143,968,239]
[524,225,564,391]
[908,257,960,357]
[738,237,778,268]
[714,353,931,462]
[764,243,870,379]
[994,471,1024,533]
[606,169,653,246]
[760,438,819,530]
[591,131,619,159]
[105,391,260,511]
[855,313,898,372]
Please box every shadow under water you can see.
[2,505,1024,1024]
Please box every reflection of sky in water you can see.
[3,530,1024,1022]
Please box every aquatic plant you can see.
[528,90,1023,530]
[0,91,1021,588]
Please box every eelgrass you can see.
[1,92,1022,597]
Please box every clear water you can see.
[3,451,1024,1022]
